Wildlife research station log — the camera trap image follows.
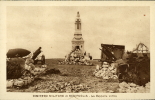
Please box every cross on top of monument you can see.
[76,19,80,23]
[76,19,81,29]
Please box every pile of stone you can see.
[31,66,47,76]
[93,62,118,80]
[34,81,91,93]
[7,77,34,88]
[118,81,150,93]
[7,65,47,88]
[58,59,93,66]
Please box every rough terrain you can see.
[7,59,119,93]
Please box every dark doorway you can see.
[75,46,80,49]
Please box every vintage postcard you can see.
[0,1,155,100]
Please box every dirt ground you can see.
[7,59,119,93]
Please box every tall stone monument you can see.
[72,12,84,56]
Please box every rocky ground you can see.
[7,58,150,93]
[7,59,120,93]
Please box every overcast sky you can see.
[6,6,150,59]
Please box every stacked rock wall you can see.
[93,62,118,80]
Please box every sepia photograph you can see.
[6,6,150,93]
[0,2,155,99]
